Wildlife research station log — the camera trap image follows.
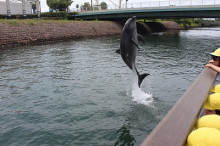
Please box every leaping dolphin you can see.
[120,16,149,87]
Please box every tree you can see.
[100,2,107,10]
[76,4,79,11]
[47,0,73,11]
[83,2,90,11]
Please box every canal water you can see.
[0,27,220,146]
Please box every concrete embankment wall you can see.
[0,21,123,47]
[0,20,181,48]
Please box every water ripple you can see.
[1,28,220,145]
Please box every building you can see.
[0,0,41,18]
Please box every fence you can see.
[141,67,217,146]
[105,0,220,10]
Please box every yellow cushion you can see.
[211,84,220,93]
[195,115,220,130]
[187,128,220,146]
[204,93,220,110]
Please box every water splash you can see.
[126,72,153,106]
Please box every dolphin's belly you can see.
[121,42,137,70]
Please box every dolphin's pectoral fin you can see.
[116,49,120,54]
[137,33,146,44]
[131,38,140,50]
[127,64,133,70]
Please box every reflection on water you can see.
[0,27,220,145]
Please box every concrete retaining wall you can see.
[0,21,123,47]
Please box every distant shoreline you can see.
[0,19,219,48]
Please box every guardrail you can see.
[141,67,217,146]
[108,0,220,10]
[78,0,220,12]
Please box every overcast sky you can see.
[40,0,167,12]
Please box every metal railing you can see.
[79,0,220,12]
[141,67,217,146]
[108,0,220,10]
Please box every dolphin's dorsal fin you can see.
[137,33,146,44]
[131,38,140,50]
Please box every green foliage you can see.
[7,20,19,26]
[83,2,90,10]
[139,18,202,28]
[0,19,80,26]
[46,0,73,11]
[75,4,79,11]
[76,4,79,9]
[0,14,38,19]
[0,11,78,20]
[101,2,107,10]
[68,12,79,15]
[94,7,99,10]
[0,15,7,19]
[174,18,201,28]
[0,19,36,26]
[41,11,69,19]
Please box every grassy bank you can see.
[0,11,78,20]
[0,19,68,26]
[0,19,103,27]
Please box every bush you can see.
[0,15,7,19]
[174,18,201,28]
[41,11,68,19]
[68,12,79,15]
[0,14,38,19]
[0,11,78,20]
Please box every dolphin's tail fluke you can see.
[138,73,149,87]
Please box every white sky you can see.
[40,0,167,12]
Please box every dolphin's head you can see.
[124,16,136,32]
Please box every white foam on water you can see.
[126,72,153,106]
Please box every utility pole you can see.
[126,0,128,9]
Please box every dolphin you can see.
[120,16,149,87]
